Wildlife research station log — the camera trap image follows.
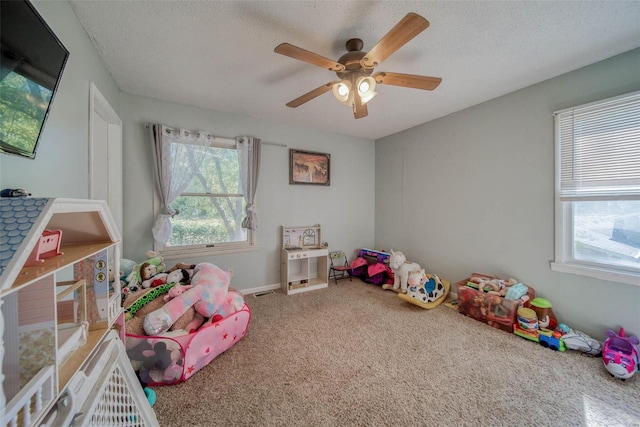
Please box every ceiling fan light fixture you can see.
[360,91,377,105]
[332,81,352,103]
[274,13,439,119]
[356,76,377,104]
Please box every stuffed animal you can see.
[108,260,123,290]
[168,262,196,273]
[123,284,202,336]
[399,269,450,309]
[406,269,447,304]
[387,250,422,293]
[161,283,205,332]
[164,283,193,302]
[126,251,166,288]
[108,258,137,290]
[142,268,190,289]
[120,258,137,282]
[143,263,244,336]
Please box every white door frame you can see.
[89,82,123,235]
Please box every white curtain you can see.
[236,136,261,230]
[150,124,212,247]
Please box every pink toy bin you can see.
[126,303,251,386]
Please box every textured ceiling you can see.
[69,1,640,140]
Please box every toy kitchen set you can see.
[280,225,328,295]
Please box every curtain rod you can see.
[144,123,287,148]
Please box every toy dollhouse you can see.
[0,198,157,426]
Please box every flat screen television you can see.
[0,0,69,159]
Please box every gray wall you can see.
[375,48,640,340]
[0,1,120,197]
[2,1,636,339]
[120,93,376,290]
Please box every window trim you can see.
[152,137,257,258]
[552,91,640,287]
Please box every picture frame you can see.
[289,149,330,186]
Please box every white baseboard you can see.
[241,283,281,296]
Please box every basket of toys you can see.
[122,262,250,386]
[455,273,535,333]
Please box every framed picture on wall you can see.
[289,149,330,186]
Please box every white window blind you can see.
[555,91,640,201]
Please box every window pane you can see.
[573,200,640,270]
[167,195,247,246]
[183,145,239,194]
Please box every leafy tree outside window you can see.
[162,140,253,255]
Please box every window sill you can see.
[158,243,258,261]
[550,261,640,287]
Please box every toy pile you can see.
[113,252,244,336]
[456,273,604,353]
[348,248,450,309]
[514,302,640,381]
[112,251,250,386]
[456,273,535,333]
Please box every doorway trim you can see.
[89,82,123,235]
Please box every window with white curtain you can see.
[159,137,255,257]
[551,91,640,286]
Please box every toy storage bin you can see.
[349,248,393,286]
[350,264,367,278]
[126,303,251,386]
[364,269,390,285]
[455,279,535,333]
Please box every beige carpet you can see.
[153,281,640,427]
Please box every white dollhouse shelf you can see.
[0,198,158,426]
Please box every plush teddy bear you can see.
[143,263,244,336]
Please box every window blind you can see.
[556,91,640,201]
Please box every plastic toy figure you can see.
[602,328,639,381]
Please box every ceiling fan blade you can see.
[275,43,345,72]
[286,82,335,108]
[361,13,429,68]
[353,97,368,119]
[373,72,442,90]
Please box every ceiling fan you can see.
[274,12,442,119]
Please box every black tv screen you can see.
[0,0,69,159]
